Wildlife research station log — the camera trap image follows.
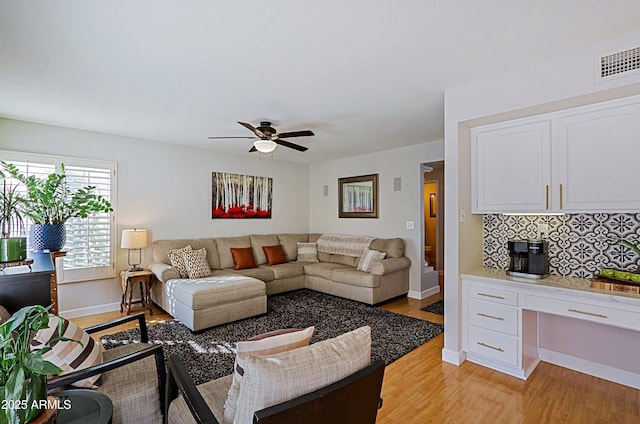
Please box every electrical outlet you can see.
[537,223,549,239]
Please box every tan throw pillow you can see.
[357,248,387,272]
[230,247,257,270]
[167,245,192,278]
[262,245,287,266]
[234,326,371,424]
[32,315,103,388]
[296,242,319,262]
[182,247,211,279]
[223,327,315,424]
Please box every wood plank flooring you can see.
[71,294,640,423]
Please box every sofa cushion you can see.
[166,275,265,310]
[331,268,381,288]
[369,237,404,258]
[32,315,103,388]
[224,327,314,424]
[262,245,287,266]
[217,236,252,269]
[234,326,371,424]
[167,245,192,278]
[296,242,319,262]
[303,262,351,280]
[250,234,280,265]
[267,263,305,279]
[318,252,359,267]
[169,374,232,424]
[230,266,275,282]
[277,234,309,261]
[357,248,387,272]
[154,239,220,269]
[183,248,212,278]
[231,247,257,270]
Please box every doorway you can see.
[422,161,444,291]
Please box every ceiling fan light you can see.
[253,139,277,153]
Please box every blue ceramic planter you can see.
[30,224,66,251]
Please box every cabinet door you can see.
[557,101,640,211]
[472,120,551,213]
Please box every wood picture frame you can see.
[338,174,378,218]
[429,193,437,217]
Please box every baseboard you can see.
[408,286,440,300]
[539,348,640,390]
[442,348,466,366]
[59,302,121,319]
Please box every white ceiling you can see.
[1,1,639,164]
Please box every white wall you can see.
[0,118,309,317]
[442,31,640,364]
[309,141,444,296]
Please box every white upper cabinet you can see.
[472,95,640,213]
[472,120,552,213]
[557,100,640,211]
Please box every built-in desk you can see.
[461,268,640,389]
[0,251,54,313]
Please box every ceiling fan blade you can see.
[249,146,258,152]
[276,130,314,138]
[208,136,257,139]
[274,139,308,152]
[238,121,266,138]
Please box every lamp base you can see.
[127,265,143,272]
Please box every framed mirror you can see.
[338,174,378,218]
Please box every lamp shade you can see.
[121,229,148,249]
[253,139,277,153]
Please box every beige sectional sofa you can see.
[148,233,411,331]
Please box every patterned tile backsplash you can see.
[483,213,640,278]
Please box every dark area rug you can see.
[101,289,443,385]
[420,299,444,315]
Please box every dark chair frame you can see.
[165,354,385,424]
[47,313,166,416]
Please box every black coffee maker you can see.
[507,239,549,279]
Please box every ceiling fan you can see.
[208,121,314,153]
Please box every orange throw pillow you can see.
[230,247,257,270]
[262,245,287,266]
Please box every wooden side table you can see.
[119,269,154,315]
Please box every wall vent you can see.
[598,46,640,81]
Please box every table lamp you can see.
[121,229,148,271]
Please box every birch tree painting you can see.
[212,172,273,219]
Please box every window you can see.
[1,150,116,282]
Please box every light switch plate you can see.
[406,220,415,230]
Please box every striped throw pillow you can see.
[357,248,386,272]
[296,242,319,262]
[32,316,103,388]
[223,327,315,424]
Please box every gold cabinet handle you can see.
[477,313,504,321]
[478,292,505,300]
[477,342,504,352]
[568,309,608,319]
[559,184,563,209]
[546,185,549,210]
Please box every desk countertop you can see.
[462,267,640,303]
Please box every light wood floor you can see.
[72,294,640,424]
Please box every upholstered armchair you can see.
[165,326,385,424]
[47,313,166,424]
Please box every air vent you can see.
[598,46,640,81]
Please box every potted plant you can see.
[0,170,27,262]
[0,305,66,423]
[0,162,113,251]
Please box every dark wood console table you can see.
[0,251,54,314]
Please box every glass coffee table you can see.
[53,389,113,424]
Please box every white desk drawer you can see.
[524,294,640,331]
[468,300,518,335]
[468,326,519,366]
[469,284,518,306]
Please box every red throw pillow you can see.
[262,245,287,266]
[230,247,257,270]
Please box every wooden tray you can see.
[592,273,640,287]
[0,258,34,271]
